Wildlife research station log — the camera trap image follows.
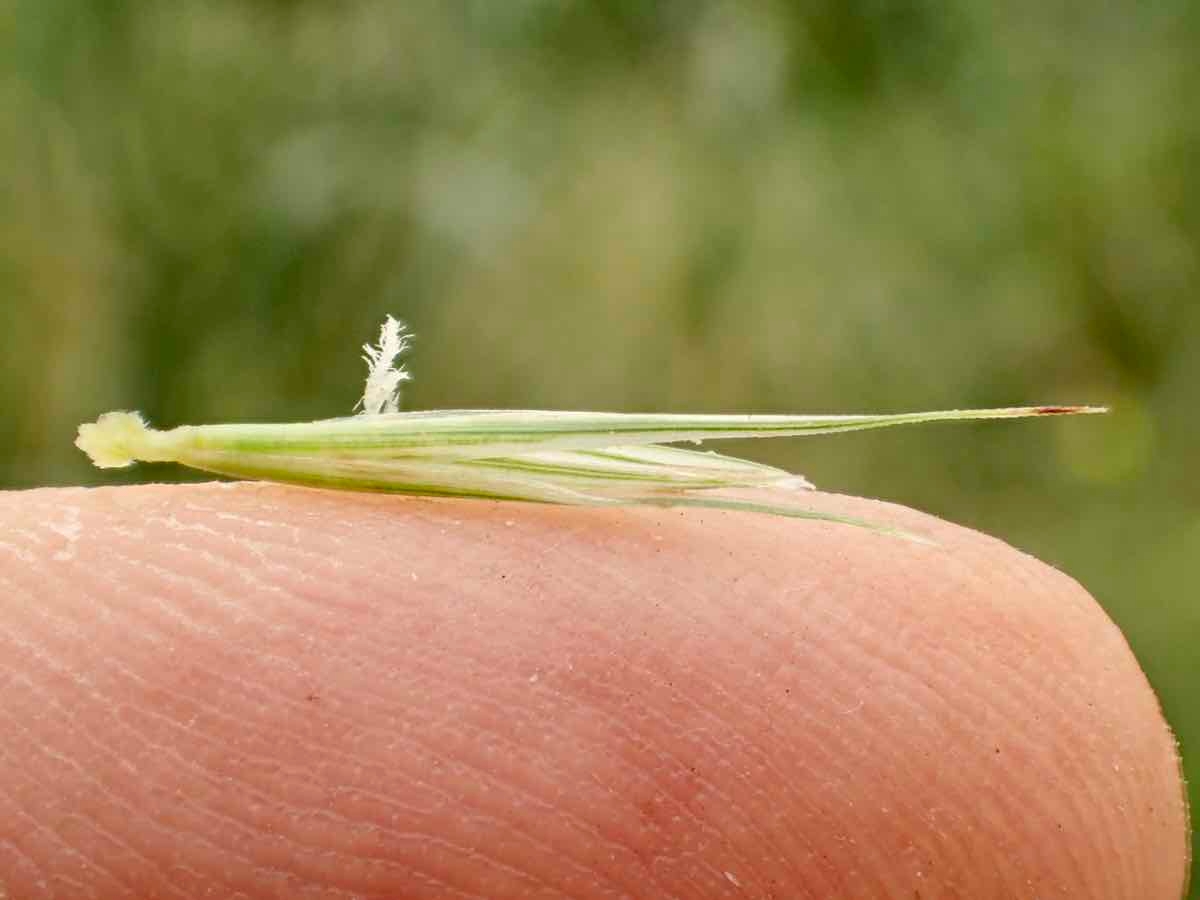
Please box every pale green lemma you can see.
[76,316,1104,539]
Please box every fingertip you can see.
[0,483,1189,899]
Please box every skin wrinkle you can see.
[559,513,955,897]
[652,496,1166,897]
[791,627,1015,891]
[0,485,1190,900]
[285,564,700,897]
[0,717,87,891]
[547,515,920,895]
[0,534,449,896]
[913,497,1181,894]
[879,560,1124,895]
[128,662,585,891]
[376,508,873,897]
[508,523,821,892]
[119,541,646,900]
[726,701,903,895]
[87,508,696,897]
[124,602,739,900]
[631,577,902,895]
[218,496,1171,897]
[924,519,1154,895]
[96,550,228,641]
[259,501,830,897]
[0,518,1089,900]
[0,678,176,899]
[551,661,814,894]
[825,586,1093,894]
[766,619,987,889]
[120,681,487,897]
[146,535,288,595]
[0,631,274,899]
[432,578,777,897]
[643,518,1028,892]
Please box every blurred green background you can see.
[2,0,1196,886]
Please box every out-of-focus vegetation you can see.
[2,0,1196,882]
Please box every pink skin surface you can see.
[0,483,1189,899]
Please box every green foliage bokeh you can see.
[1,1,1196,886]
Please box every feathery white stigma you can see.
[358,315,412,415]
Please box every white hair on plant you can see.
[357,314,412,415]
[75,316,1106,539]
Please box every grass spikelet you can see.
[76,316,1105,538]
